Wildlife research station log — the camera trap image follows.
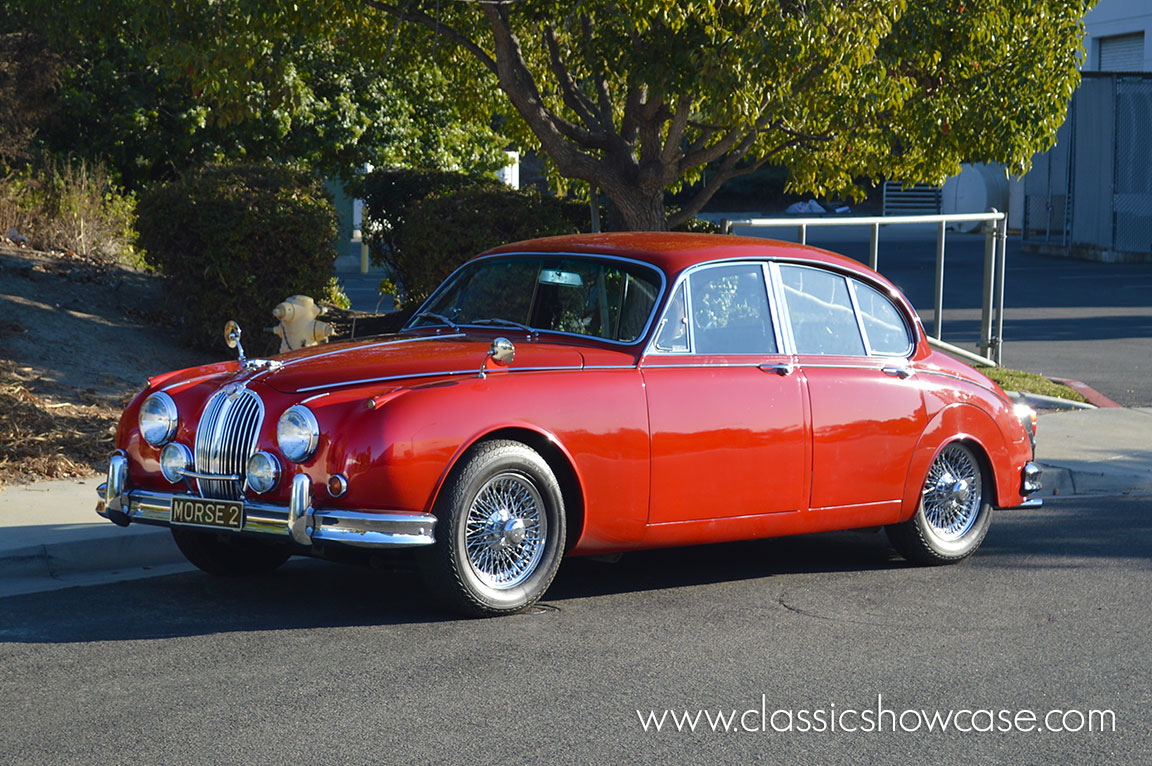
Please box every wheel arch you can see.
[899,403,1013,521]
[432,426,586,552]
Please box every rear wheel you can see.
[171,527,292,576]
[886,442,993,565]
[420,440,566,617]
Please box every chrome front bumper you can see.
[1016,461,1044,508]
[97,456,436,549]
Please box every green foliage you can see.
[357,168,504,273]
[4,0,509,192]
[136,162,338,352]
[0,156,138,262]
[390,184,589,307]
[168,0,1090,229]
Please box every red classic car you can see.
[98,233,1041,616]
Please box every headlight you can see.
[245,451,280,494]
[159,443,192,483]
[139,392,178,447]
[277,405,319,463]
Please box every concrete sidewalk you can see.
[1,407,1149,599]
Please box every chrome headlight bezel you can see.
[277,405,320,463]
[159,442,192,484]
[245,451,281,495]
[139,392,179,447]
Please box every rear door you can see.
[774,263,926,510]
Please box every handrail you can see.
[720,211,1009,366]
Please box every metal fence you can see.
[1023,73,1152,261]
[719,212,1009,366]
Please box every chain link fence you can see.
[1023,73,1152,262]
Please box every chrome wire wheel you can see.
[921,443,982,542]
[464,471,547,590]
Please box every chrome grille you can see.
[194,387,264,499]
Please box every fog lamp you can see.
[159,443,191,483]
[246,451,281,495]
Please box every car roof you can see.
[480,232,879,281]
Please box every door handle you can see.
[882,366,913,379]
[759,363,794,376]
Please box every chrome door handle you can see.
[759,363,794,376]
[882,366,913,379]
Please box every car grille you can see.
[194,387,264,500]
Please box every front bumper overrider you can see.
[97,454,437,549]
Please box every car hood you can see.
[258,333,587,394]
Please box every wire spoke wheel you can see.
[921,444,982,541]
[886,441,993,565]
[464,472,547,590]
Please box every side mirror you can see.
[224,320,246,364]
[479,337,514,378]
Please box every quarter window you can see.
[779,265,866,356]
[853,280,913,355]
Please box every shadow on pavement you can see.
[0,496,1146,644]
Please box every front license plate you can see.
[171,496,244,530]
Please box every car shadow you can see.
[0,496,1145,644]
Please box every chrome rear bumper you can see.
[97,460,436,550]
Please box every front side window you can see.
[779,265,866,356]
[411,255,662,343]
[688,264,777,354]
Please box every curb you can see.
[1006,390,1095,412]
[0,524,183,580]
[1049,378,1123,409]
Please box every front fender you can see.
[898,402,1015,522]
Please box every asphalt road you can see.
[2,494,1148,764]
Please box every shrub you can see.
[393,185,589,307]
[0,157,138,263]
[356,168,503,274]
[137,162,339,353]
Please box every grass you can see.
[976,366,1088,403]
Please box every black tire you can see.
[419,440,566,617]
[171,527,292,576]
[886,442,993,565]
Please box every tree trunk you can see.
[604,186,669,231]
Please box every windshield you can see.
[409,255,663,343]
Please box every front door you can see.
[643,264,810,523]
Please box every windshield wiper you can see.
[410,311,460,331]
[471,318,537,337]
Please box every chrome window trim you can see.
[405,251,668,347]
[766,262,796,355]
[846,279,874,354]
[650,281,691,355]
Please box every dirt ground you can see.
[0,245,216,487]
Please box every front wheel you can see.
[420,440,566,617]
[886,442,993,565]
[171,527,292,576]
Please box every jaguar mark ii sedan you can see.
[98,233,1042,616]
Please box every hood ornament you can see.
[479,337,515,379]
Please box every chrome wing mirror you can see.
[479,337,515,379]
[224,320,246,365]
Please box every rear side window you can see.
[779,265,866,356]
[853,280,913,356]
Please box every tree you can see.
[1,0,510,190]
[369,0,1093,230]
[39,1,1090,230]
